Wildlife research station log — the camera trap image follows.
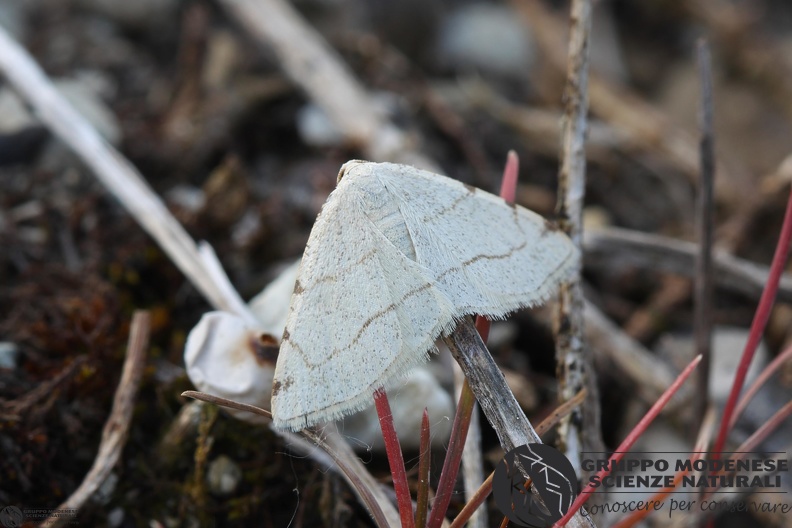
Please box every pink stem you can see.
[554,355,702,527]
[426,379,476,528]
[500,150,519,203]
[730,344,792,428]
[374,388,415,528]
[712,189,792,457]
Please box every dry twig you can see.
[0,25,254,323]
[687,0,792,123]
[449,388,588,528]
[45,311,150,527]
[583,227,792,303]
[0,355,88,421]
[218,0,436,170]
[622,275,691,342]
[553,0,602,469]
[583,301,683,404]
[694,39,715,425]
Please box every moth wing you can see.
[271,182,453,431]
[375,162,578,319]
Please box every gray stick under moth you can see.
[443,317,597,528]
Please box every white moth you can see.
[271,160,578,431]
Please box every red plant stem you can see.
[712,189,792,458]
[475,316,490,342]
[500,150,519,203]
[706,399,792,499]
[730,344,792,429]
[611,408,715,528]
[374,388,415,528]
[427,378,476,528]
[448,472,494,528]
[554,354,702,527]
[731,399,792,461]
[415,409,431,528]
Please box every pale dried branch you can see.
[217,0,436,170]
[553,0,603,471]
[45,311,150,527]
[0,25,255,323]
[583,227,792,303]
[584,301,689,406]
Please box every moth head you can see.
[337,159,369,184]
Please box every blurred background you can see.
[1,0,792,526]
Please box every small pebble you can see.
[296,103,345,148]
[206,455,242,496]
[0,342,18,369]
[436,4,536,79]
[107,507,124,528]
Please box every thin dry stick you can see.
[622,275,691,342]
[0,26,254,323]
[182,390,397,528]
[444,319,542,451]
[686,0,792,123]
[694,39,715,426]
[584,301,683,405]
[443,319,597,528]
[447,319,487,528]
[45,311,150,527]
[217,0,435,170]
[453,350,486,528]
[554,0,602,467]
[583,227,792,304]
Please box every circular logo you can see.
[493,443,578,527]
[0,506,23,528]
